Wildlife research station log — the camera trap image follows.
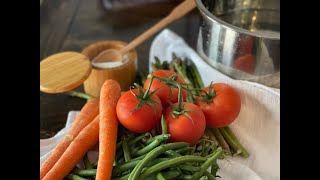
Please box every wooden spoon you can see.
[40,0,196,93]
[92,0,196,67]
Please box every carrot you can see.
[43,114,100,180]
[96,80,122,180]
[40,98,99,179]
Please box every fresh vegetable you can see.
[151,56,249,158]
[221,127,249,157]
[43,115,100,180]
[164,102,206,144]
[116,84,162,133]
[195,83,241,128]
[40,98,99,179]
[97,80,122,180]
[234,54,255,74]
[143,70,188,109]
[128,142,189,180]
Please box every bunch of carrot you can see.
[40,80,122,180]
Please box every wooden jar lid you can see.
[40,52,92,93]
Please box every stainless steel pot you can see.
[195,0,280,88]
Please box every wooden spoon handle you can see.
[119,0,196,55]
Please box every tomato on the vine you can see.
[195,83,241,128]
[143,70,188,109]
[163,102,206,144]
[116,88,162,133]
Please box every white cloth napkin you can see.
[40,29,280,180]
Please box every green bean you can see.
[72,169,96,177]
[66,173,88,180]
[122,137,131,162]
[156,172,166,180]
[128,133,151,146]
[218,128,241,156]
[204,171,216,180]
[146,158,170,167]
[128,142,189,180]
[192,147,223,180]
[224,126,249,157]
[131,153,147,161]
[83,153,93,169]
[178,164,201,172]
[162,169,181,179]
[199,176,209,180]
[161,115,167,134]
[211,128,231,154]
[180,174,193,180]
[133,134,170,157]
[113,173,129,180]
[112,160,140,176]
[144,134,170,145]
[132,139,161,157]
[164,150,181,157]
[139,156,207,179]
[175,147,192,154]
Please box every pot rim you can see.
[195,0,280,40]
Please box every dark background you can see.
[40,0,201,138]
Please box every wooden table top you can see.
[40,0,200,139]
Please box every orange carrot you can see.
[96,80,121,180]
[43,114,100,180]
[40,98,99,179]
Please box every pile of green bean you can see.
[66,117,224,180]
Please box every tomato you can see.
[238,36,253,55]
[143,70,188,109]
[116,89,162,133]
[163,102,206,144]
[234,54,255,74]
[195,83,241,128]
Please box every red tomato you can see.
[195,83,241,128]
[238,36,253,55]
[144,70,188,109]
[163,102,206,144]
[116,89,162,133]
[234,54,255,74]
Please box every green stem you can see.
[161,115,167,135]
[224,126,249,157]
[188,59,205,89]
[219,128,242,156]
[143,75,154,99]
[211,128,231,155]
